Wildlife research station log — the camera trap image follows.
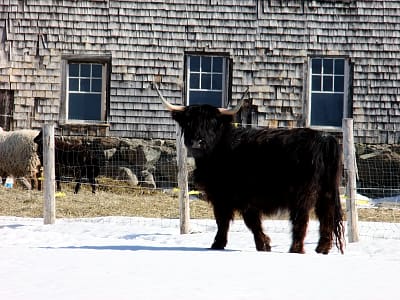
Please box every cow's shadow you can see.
[41,245,238,252]
[0,224,25,229]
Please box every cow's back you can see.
[200,127,330,213]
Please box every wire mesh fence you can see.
[0,125,399,237]
[356,144,400,207]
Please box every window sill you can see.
[61,122,110,127]
[309,125,342,132]
[59,122,110,136]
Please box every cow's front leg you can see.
[211,205,233,250]
[243,208,271,251]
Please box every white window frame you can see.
[307,57,349,131]
[60,55,110,126]
[185,54,229,107]
[66,62,107,123]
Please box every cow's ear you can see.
[171,110,186,127]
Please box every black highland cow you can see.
[34,131,100,194]
[158,90,345,254]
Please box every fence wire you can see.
[0,128,399,230]
[356,144,400,207]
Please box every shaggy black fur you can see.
[34,131,100,194]
[172,104,345,254]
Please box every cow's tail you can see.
[321,135,345,254]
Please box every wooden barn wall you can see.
[0,0,399,143]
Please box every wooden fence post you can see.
[342,118,359,242]
[152,83,190,233]
[176,125,190,234]
[43,124,56,225]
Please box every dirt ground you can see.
[0,180,399,223]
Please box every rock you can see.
[118,167,139,187]
[118,139,161,170]
[54,135,182,189]
[103,148,117,160]
[140,170,156,188]
[356,144,400,198]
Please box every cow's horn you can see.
[152,82,185,111]
[218,99,244,115]
[219,87,249,115]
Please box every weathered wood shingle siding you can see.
[0,0,399,142]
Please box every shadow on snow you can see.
[40,245,239,252]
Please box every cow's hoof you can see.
[211,243,225,250]
[316,238,332,254]
[315,245,330,255]
[256,241,271,252]
[289,248,305,254]
[289,243,305,254]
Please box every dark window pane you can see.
[334,59,344,75]
[92,79,102,92]
[69,78,79,91]
[213,74,222,90]
[69,64,79,77]
[201,74,211,89]
[190,56,200,72]
[81,64,91,77]
[92,64,102,77]
[190,73,200,89]
[201,57,211,72]
[323,59,334,74]
[334,75,344,92]
[80,79,91,92]
[312,59,322,74]
[323,76,333,91]
[310,93,343,127]
[189,91,222,106]
[68,93,101,121]
[213,57,223,72]
[312,75,321,91]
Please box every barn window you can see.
[0,89,14,130]
[308,58,349,128]
[185,54,230,107]
[61,56,110,125]
[66,62,105,122]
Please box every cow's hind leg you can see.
[211,205,233,250]
[74,167,85,194]
[315,194,334,254]
[87,171,96,194]
[289,209,310,254]
[89,167,97,194]
[90,178,96,194]
[55,167,62,192]
[242,208,271,251]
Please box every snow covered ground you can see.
[1,216,399,300]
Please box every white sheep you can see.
[0,128,41,190]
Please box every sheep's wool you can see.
[0,129,41,178]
